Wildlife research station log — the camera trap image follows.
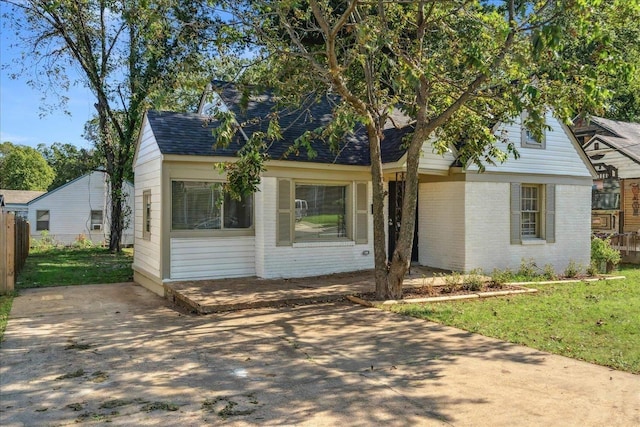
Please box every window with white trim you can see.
[520,185,540,238]
[143,190,151,240]
[171,180,253,230]
[294,183,347,242]
[90,210,103,231]
[511,183,555,244]
[277,179,368,246]
[521,111,546,149]
[36,210,50,231]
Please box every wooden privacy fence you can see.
[1,212,30,294]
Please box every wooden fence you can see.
[1,212,30,294]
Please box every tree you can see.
[219,0,632,299]
[2,0,224,251]
[554,0,640,122]
[0,141,54,190]
[37,142,99,190]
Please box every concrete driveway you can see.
[1,283,638,426]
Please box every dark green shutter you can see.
[510,183,521,244]
[277,179,292,246]
[545,184,556,243]
[355,182,368,244]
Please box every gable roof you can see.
[0,189,47,205]
[26,171,133,205]
[578,116,640,164]
[146,81,411,166]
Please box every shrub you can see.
[517,258,538,279]
[31,230,58,251]
[542,264,558,281]
[73,234,94,249]
[490,268,513,287]
[564,260,580,278]
[463,268,484,292]
[591,236,621,273]
[442,272,462,293]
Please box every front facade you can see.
[133,84,595,296]
[27,171,134,246]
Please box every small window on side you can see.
[521,111,546,149]
[143,190,151,240]
[91,210,103,231]
[36,210,50,231]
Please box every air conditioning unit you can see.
[92,224,103,231]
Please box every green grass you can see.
[17,246,134,289]
[301,214,340,226]
[0,293,15,343]
[390,265,640,373]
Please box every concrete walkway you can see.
[1,283,638,426]
[165,266,443,313]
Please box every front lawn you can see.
[390,265,640,374]
[17,246,134,289]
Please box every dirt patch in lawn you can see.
[353,282,527,302]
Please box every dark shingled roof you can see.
[147,81,411,165]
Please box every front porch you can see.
[164,265,444,314]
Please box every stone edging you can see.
[347,287,538,307]
[347,275,627,308]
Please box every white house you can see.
[27,171,134,246]
[132,81,595,296]
[0,190,46,218]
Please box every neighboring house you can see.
[133,81,595,296]
[26,171,134,246]
[0,190,46,219]
[572,116,640,234]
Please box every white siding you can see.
[463,182,590,273]
[170,236,255,280]
[418,181,466,271]
[135,118,163,167]
[418,141,456,173]
[255,177,374,278]
[583,141,640,179]
[28,171,134,246]
[468,113,593,177]
[133,156,162,279]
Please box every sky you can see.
[0,6,95,150]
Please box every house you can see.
[132,82,595,296]
[0,190,46,218]
[572,116,640,234]
[26,171,134,246]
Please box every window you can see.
[171,181,252,231]
[91,210,103,231]
[277,179,368,246]
[511,183,555,244]
[143,190,151,240]
[36,210,50,231]
[520,185,539,238]
[521,111,546,149]
[294,184,347,242]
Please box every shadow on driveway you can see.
[1,283,638,426]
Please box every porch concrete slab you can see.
[2,283,639,426]
[165,266,442,314]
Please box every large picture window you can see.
[294,184,347,241]
[171,181,253,231]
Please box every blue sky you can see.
[1,8,95,150]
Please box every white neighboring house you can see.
[132,81,595,296]
[0,190,46,218]
[27,171,134,246]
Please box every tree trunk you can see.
[107,171,125,253]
